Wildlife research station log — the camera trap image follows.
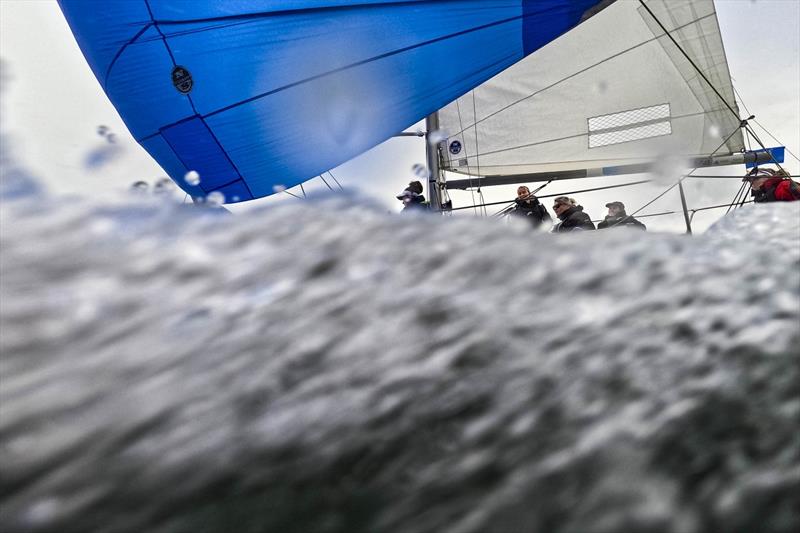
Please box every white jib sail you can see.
[438,0,744,179]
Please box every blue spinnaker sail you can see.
[59,0,609,202]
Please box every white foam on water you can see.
[1,139,798,532]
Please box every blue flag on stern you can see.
[746,147,785,169]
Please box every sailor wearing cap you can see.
[597,201,646,230]
[396,186,428,213]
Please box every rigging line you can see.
[733,84,798,163]
[716,198,754,212]
[735,83,753,151]
[318,174,334,192]
[732,85,753,123]
[591,200,755,222]
[637,0,739,122]
[455,98,478,216]
[735,189,749,210]
[731,184,750,213]
[733,183,748,210]
[450,178,652,212]
[725,181,747,215]
[521,179,651,200]
[326,171,344,191]
[447,11,718,138]
[609,125,744,227]
[742,123,788,174]
[299,183,307,198]
[472,90,487,216]
[592,209,677,222]
[282,189,302,199]
[752,119,800,163]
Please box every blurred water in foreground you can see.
[1,150,799,533]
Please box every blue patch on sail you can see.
[522,1,601,56]
[214,181,253,203]
[160,117,247,196]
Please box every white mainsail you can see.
[438,0,744,182]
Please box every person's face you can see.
[517,187,530,199]
[553,202,569,216]
[750,177,768,190]
[608,205,622,217]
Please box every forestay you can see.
[439,0,744,182]
[58,0,608,203]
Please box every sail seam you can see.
[143,0,200,116]
[105,19,262,63]
[157,132,206,194]
[102,22,154,88]
[153,1,459,25]
[199,119,255,199]
[203,11,533,120]
[446,11,717,138]
[143,0,254,200]
[636,0,739,122]
[134,11,532,143]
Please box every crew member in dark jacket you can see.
[551,196,595,232]
[597,201,646,230]
[397,188,427,213]
[744,168,800,203]
[510,186,551,228]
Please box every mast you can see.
[678,179,693,234]
[425,112,442,211]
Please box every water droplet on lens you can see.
[25,498,61,525]
[206,191,225,205]
[153,178,173,194]
[412,163,429,180]
[427,129,449,145]
[708,125,720,138]
[273,184,286,193]
[649,155,688,186]
[593,80,608,94]
[232,196,240,202]
[184,170,201,186]
[130,180,149,192]
[97,125,109,136]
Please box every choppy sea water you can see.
[1,164,799,532]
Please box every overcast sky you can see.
[1,0,798,232]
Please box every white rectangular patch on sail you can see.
[588,104,671,148]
